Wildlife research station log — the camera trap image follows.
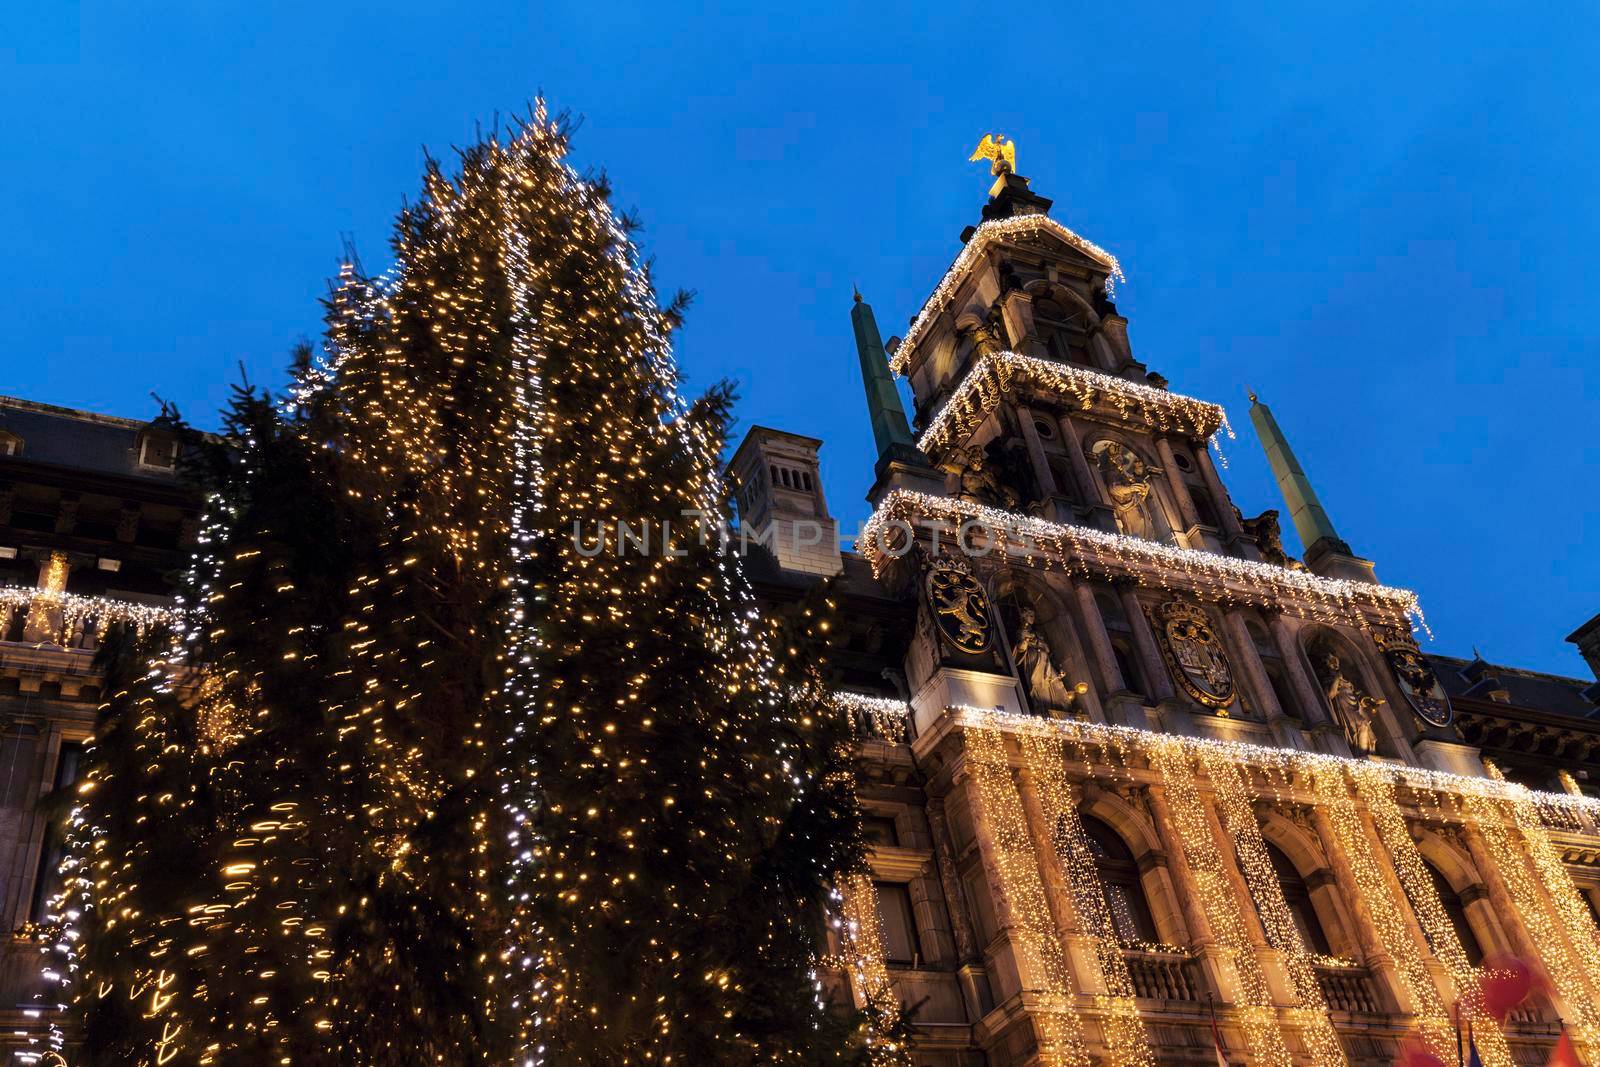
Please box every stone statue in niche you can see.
[1010,608,1079,717]
[1316,650,1384,754]
[1092,440,1161,540]
[1240,508,1303,570]
[944,446,1019,510]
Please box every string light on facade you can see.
[891,215,1126,374]
[916,351,1232,461]
[859,489,1427,633]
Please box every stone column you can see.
[1088,330,1123,373]
[1000,291,1045,359]
[1155,437,1202,532]
[1055,412,1102,507]
[927,798,992,1023]
[1309,804,1415,1016]
[1016,767,1105,996]
[1100,315,1133,365]
[1118,581,1175,703]
[1015,404,1060,499]
[1071,579,1126,694]
[1221,612,1294,742]
[1268,612,1330,729]
[1460,823,1573,1020]
[1194,446,1246,541]
[1146,783,1231,1000]
[955,767,1036,1003]
[1197,787,1296,1006]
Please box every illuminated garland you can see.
[0,585,174,645]
[1353,768,1516,1067]
[859,489,1425,631]
[1015,728,1156,1067]
[947,708,1600,1063]
[915,350,1231,459]
[1198,750,1347,1065]
[965,724,1091,1066]
[831,692,911,742]
[1461,790,1600,1055]
[1145,737,1295,1066]
[838,875,910,1065]
[891,215,1125,374]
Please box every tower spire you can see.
[1248,391,1345,552]
[1249,390,1377,582]
[852,290,916,458]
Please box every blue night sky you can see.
[3,4,1596,676]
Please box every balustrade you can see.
[1122,948,1202,1002]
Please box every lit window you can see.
[874,882,920,966]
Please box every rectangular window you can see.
[863,816,899,847]
[30,741,84,922]
[874,882,920,967]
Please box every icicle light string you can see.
[860,489,1427,634]
[951,709,1600,1062]
[1015,728,1156,1067]
[891,214,1125,374]
[1352,769,1517,1067]
[1462,791,1600,1056]
[1197,750,1348,1066]
[837,876,909,1065]
[1144,737,1296,1067]
[964,725,1092,1067]
[0,585,174,645]
[915,350,1232,461]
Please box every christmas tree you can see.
[49,107,897,1065]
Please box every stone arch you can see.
[1413,831,1506,961]
[1258,811,1360,958]
[1298,624,1409,759]
[1079,786,1190,946]
[987,569,1100,722]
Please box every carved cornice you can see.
[915,350,1228,458]
[859,489,1422,630]
[892,216,1124,374]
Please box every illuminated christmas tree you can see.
[51,108,891,1065]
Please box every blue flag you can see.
[1466,1035,1483,1067]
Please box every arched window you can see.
[1425,862,1485,966]
[1081,814,1157,945]
[0,431,21,457]
[1248,621,1301,719]
[1266,842,1332,955]
[1096,593,1145,697]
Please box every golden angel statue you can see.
[969,134,1017,176]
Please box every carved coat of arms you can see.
[923,557,993,656]
[1375,627,1453,728]
[1151,599,1236,711]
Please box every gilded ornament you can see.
[968,133,1017,177]
[1150,598,1236,710]
[924,556,993,656]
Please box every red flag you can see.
[1400,1046,1449,1067]
[1547,1025,1581,1067]
[1211,1011,1230,1066]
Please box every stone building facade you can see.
[734,169,1600,1066]
[0,170,1598,1066]
[0,398,201,1060]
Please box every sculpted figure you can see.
[964,316,1006,360]
[946,447,1019,510]
[1241,508,1303,570]
[1095,441,1159,540]
[1011,608,1076,716]
[1320,651,1383,753]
